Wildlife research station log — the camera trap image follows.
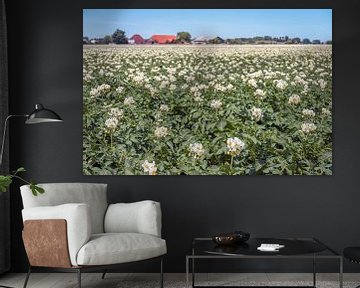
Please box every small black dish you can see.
[212,230,250,245]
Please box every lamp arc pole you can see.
[0,114,28,168]
[0,104,62,288]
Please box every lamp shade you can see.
[25,104,63,124]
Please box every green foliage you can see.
[0,175,12,192]
[112,29,127,44]
[30,181,45,196]
[176,32,191,43]
[83,45,332,175]
[0,167,43,196]
[101,35,113,44]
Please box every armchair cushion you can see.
[22,203,91,266]
[104,200,162,237]
[20,183,108,234]
[76,233,167,266]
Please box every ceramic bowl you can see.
[212,233,238,245]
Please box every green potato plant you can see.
[83,45,332,175]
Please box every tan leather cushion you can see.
[22,204,91,266]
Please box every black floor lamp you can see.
[0,103,63,167]
[0,103,62,288]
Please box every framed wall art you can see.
[83,9,332,175]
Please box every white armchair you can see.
[20,183,166,288]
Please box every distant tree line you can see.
[83,29,331,45]
[83,29,128,44]
[226,35,331,45]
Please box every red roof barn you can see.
[129,34,145,44]
[150,35,176,44]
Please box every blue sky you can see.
[83,9,332,41]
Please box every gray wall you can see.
[0,0,10,274]
[5,0,360,273]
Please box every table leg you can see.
[192,247,195,288]
[339,257,343,288]
[192,257,195,288]
[186,257,189,288]
[313,254,316,287]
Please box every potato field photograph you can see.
[83,9,332,175]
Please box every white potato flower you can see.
[214,83,227,92]
[318,79,327,89]
[83,73,94,82]
[251,107,263,122]
[182,83,189,90]
[302,109,316,118]
[124,96,135,106]
[288,94,301,105]
[247,78,258,88]
[189,143,205,159]
[90,84,111,98]
[275,79,288,90]
[226,83,234,91]
[160,81,168,89]
[210,99,222,110]
[104,117,118,132]
[116,86,124,94]
[226,137,246,157]
[322,108,331,116]
[301,122,317,134]
[154,113,163,122]
[194,96,203,103]
[142,160,157,175]
[254,89,266,100]
[159,104,169,112]
[154,126,168,138]
[109,108,123,119]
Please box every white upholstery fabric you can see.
[20,183,167,267]
[20,183,107,234]
[76,233,166,266]
[104,201,162,237]
[22,204,91,266]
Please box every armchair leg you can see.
[77,269,81,288]
[160,257,164,288]
[23,266,31,288]
[101,270,107,279]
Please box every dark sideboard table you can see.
[186,237,343,288]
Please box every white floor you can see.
[0,273,359,288]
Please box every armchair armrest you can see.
[104,200,162,237]
[22,203,91,266]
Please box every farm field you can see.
[83,44,332,175]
